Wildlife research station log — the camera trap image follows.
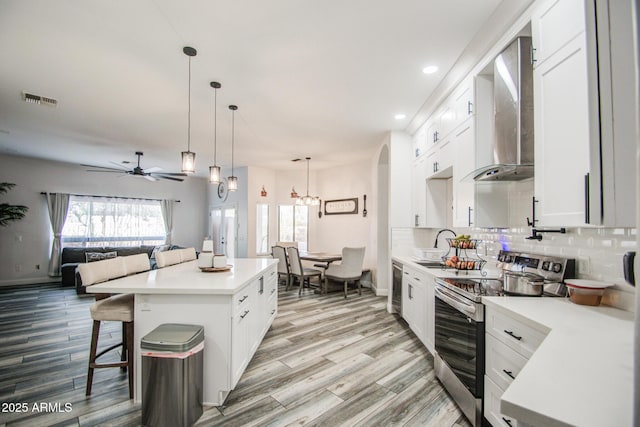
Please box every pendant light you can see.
[181,46,197,174]
[209,81,222,183]
[227,105,238,191]
[296,157,320,206]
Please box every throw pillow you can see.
[150,244,170,259]
[85,251,117,263]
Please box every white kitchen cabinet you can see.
[412,124,428,159]
[411,156,427,227]
[533,3,590,227]
[452,120,476,227]
[452,77,475,127]
[424,273,435,353]
[484,304,545,427]
[401,266,427,348]
[231,299,252,386]
[425,137,453,180]
[531,0,585,68]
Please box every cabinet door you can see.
[533,34,590,226]
[411,157,427,227]
[231,306,251,386]
[401,269,413,323]
[453,78,475,128]
[424,275,435,353]
[531,0,586,67]
[453,121,476,227]
[412,125,427,159]
[409,276,426,345]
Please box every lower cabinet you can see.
[402,265,435,353]
[230,265,277,388]
[484,305,546,426]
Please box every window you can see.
[62,196,166,247]
[278,205,308,251]
[256,204,270,255]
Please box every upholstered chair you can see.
[324,247,366,298]
[271,246,291,289]
[287,246,323,295]
[179,247,197,262]
[155,250,181,268]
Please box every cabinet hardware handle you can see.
[415,214,419,227]
[271,288,276,294]
[408,284,413,299]
[502,417,514,427]
[504,330,522,341]
[468,206,473,226]
[239,295,248,303]
[270,271,275,276]
[259,277,264,294]
[530,46,537,65]
[584,173,590,224]
[467,101,473,115]
[502,369,515,379]
[271,309,276,315]
[240,310,250,319]
[526,197,539,227]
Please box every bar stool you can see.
[77,257,136,398]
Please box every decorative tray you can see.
[199,265,233,272]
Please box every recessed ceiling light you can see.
[394,113,407,120]
[422,65,439,75]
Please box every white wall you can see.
[0,154,208,286]
[247,166,277,257]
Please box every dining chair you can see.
[271,246,291,289]
[286,246,323,295]
[77,258,134,399]
[156,249,181,268]
[276,241,298,248]
[324,247,366,298]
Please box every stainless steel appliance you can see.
[433,250,575,426]
[391,260,403,315]
[468,36,535,182]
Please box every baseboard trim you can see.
[0,277,61,287]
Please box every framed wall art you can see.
[324,198,358,215]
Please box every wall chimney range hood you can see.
[469,36,534,182]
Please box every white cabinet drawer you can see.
[232,286,252,315]
[486,308,546,358]
[484,375,520,427]
[486,333,529,390]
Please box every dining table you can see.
[299,251,342,267]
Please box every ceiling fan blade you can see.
[153,172,188,176]
[86,169,126,173]
[144,166,162,173]
[82,164,128,172]
[155,175,184,182]
[143,175,158,182]
[108,161,131,171]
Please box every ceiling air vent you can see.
[22,92,58,107]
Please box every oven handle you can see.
[435,285,477,317]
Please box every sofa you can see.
[61,245,185,294]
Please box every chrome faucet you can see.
[433,229,456,248]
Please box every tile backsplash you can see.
[393,226,637,311]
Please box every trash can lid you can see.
[141,323,204,352]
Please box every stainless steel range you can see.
[433,250,575,427]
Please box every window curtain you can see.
[46,193,70,277]
[160,199,175,245]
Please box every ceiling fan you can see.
[83,151,187,182]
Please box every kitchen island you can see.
[87,258,279,405]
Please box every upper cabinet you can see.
[532,0,590,226]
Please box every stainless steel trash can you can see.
[141,323,204,427]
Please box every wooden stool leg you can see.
[358,279,362,296]
[86,320,101,396]
[125,321,134,399]
[344,280,348,298]
[120,322,127,370]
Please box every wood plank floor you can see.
[0,282,470,427]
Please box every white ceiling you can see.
[0,0,516,176]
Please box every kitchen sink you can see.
[415,261,451,269]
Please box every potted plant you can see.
[0,182,28,226]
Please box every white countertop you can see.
[392,255,500,279]
[483,296,634,427]
[87,258,278,295]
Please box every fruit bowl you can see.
[442,256,485,271]
[446,237,481,249]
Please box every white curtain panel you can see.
[46,193,70,277]
[160,199,175,245]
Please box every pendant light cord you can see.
[213,87,217,164]
[231,109,235,176]
[306,158,310,195]
[187,55,192,152]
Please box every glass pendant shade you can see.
[181,46,197,174]
[181,150,196,174]
[209,165,221,184]
[227,104,239,191]
[228,176,238,191]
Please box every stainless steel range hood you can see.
[470,36,534,181]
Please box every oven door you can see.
[434,286,485,398]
